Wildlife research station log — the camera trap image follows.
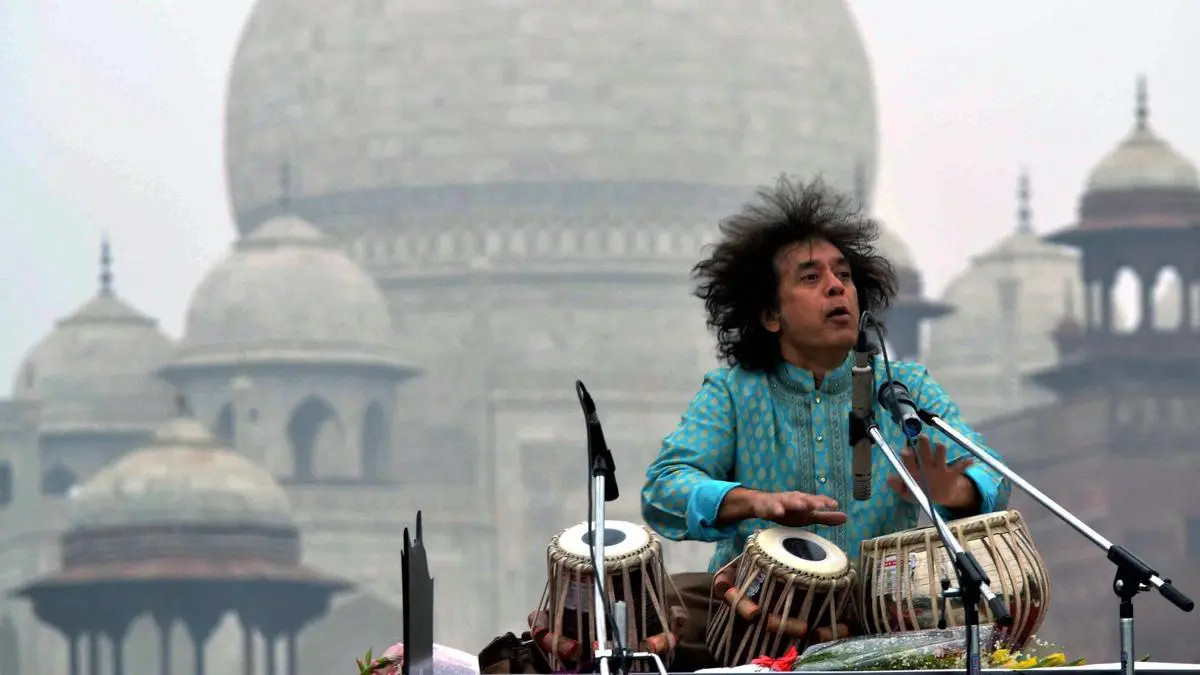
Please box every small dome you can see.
[68,414,293,531]
[174,214,410,371]
[865,173,917,272]
[875,221,916,271]
[1085,78,1199,192]
[13,243,175,434]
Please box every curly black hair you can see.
[693,175,898,372]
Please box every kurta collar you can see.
[774,351,855,397]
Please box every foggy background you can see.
[1,1,1198,674]
[2,0,1198,375]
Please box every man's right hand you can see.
[751,491,848,527]
[717,487,848,528]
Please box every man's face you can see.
[762,238,860,354]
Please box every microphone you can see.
[575,380,619,502]
[877,379,923,439]
[851,316,875,501]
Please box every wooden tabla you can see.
[528,520,686,672]
[706,528,857,667]
[857,509,1051,649]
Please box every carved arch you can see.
[286,395,344,481]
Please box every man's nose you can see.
[826,275,846,296]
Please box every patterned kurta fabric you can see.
[641,353,1011,573]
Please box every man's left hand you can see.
[886,435,976,508]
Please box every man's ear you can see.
[762,310,781,334]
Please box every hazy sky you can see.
[1,0,1197,383]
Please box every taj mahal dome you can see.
[2,1,1195,674]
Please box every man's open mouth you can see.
[827,307,851,318]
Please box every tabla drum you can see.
[528,520,686,672]
[705,528,857,667]
[857,509,1051,649]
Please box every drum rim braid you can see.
[746,529,854,582]
[866,509,1026,550]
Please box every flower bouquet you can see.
[355,642,482,675]
[788,627,1087,671]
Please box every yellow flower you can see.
[1036,653,1067,668]
[990,649,1012,665]
[1004,656,1040,669]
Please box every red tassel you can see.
[750,646,799,672]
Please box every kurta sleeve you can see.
[907,364,1012,519]
[641,369,741,542]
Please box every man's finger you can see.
[808,494,840,511]
[917,434,932,457]
[918,436,936,466]
[933,442,947,468]
[807,511,848,526]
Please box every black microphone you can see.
[576,380,619,502]
[877,379,923,439]
[851,316,875,501]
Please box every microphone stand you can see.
[575,381,668,675]
[589,445,621,675]
[915,409,1194,675]
[862,410,1012,675]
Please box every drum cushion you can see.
[666,572,721,672]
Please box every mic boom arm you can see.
[915,407,1193,675]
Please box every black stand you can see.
[576,381,667,675]
[401,511,434,675]
[916,409,1194,675]
[858,412,1011,675]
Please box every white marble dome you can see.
[13,288,175,435]
[173,215,410,370]
[68,415,293,531]
[1086,80,1198,192]
[1087,126,1199,192]
[223,0,879,234]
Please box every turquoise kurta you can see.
[641,353,1011,573]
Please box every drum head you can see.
[755,528,849,577]
[558,520,651,559]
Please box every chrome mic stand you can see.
[915,409,1194,675]
[588,476,667,675]
[576,381,669,675]
[862,420,1012,675]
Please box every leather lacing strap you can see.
[531,533,685,673]
[706,550,853,667]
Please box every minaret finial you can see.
[279,157,292,209]
[852,160,868,212]
[1135,74,1148,130]
[99,234,113,295]
[1016,167,1033,234]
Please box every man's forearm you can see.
[714,487,760,526]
